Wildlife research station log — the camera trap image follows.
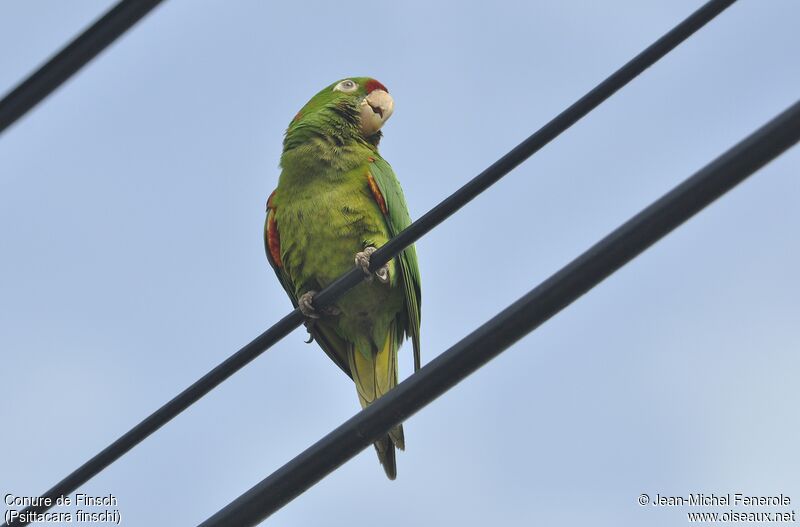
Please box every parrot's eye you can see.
[334,79,358,93]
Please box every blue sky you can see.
[1,1,798,526]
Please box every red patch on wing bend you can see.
[267,211,283,268]
[266,190,283,268]
[366,171,388,215]
[365,79,388,94]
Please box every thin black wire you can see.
[0,0,164,136]
[200,99,800,527]
[2,1,735,525]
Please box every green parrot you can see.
[264,77,421,479]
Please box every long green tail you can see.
[348,324,404,479]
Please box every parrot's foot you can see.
[298,291,320,319]
[298,290,340,319]
[354,246,389,284]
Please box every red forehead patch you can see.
[365,79,388,94]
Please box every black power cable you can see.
[200,99,800,527]
[0,0,164,136]
[1,1,735,525]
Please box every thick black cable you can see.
[318,0,737,307]
[2,1,734,525]
[0,0,164,136]
[200,99,800,527]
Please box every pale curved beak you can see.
[360,89,394,136]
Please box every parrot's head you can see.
[284,77,394,150]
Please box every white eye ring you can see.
[333,79,358,93]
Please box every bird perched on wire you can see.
[264,77,421,479]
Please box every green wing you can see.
[368,157,422,371]
[265,196,353,377]
[264,202,297,306]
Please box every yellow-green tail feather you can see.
[348,323,404,479]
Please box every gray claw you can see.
[374,265,389,284]
[298,291,320,319]
[355,246,389,284]
[303,321,315,344]
[298,290,340,320]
